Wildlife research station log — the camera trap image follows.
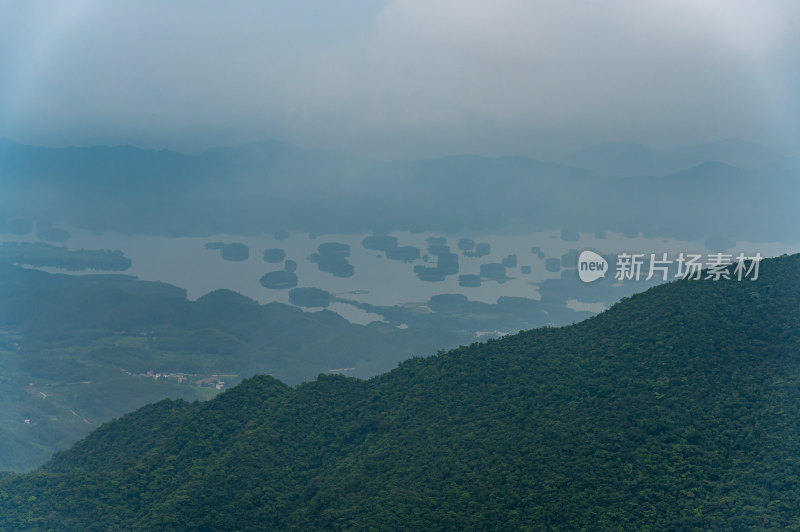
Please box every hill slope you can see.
[1,254,799,530]
[0,262,473,472]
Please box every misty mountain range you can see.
[566,138,783,176]
[1,138,798,243]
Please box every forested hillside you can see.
[1,254,799,530]
[0,262,470,471]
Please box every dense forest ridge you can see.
[0,253,798,529]
[0,261,477,471]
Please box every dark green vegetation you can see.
[545,257,561,272]
[362,234,421,262]
[0,263,471,471]
[501,253,517,268]
[0,242,131,271]
[2,138,796,242]
[413,240,460,282]
[339,291,592,335]
[463,242,490,258]
[205,242,249,262]
[560,249,578,268]
[480,262,508,281]
[289,287,332,308]
[259,270,298,289]
[385,245,420,262]
[336,251,653,335]
[413,264,448,282]
[309,243,354,278]
[2,254,798,529]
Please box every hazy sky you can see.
[1,0,798,158]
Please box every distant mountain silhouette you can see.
[1,138,797,241]
[566,138,780,176]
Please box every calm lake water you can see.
[3,227,796,325]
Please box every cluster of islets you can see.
[204,231,589,309]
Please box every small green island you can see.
[289,287,332,308]
[309,243,354,278]
[501,254,517,268]
[480,262,508,281]
[362,233,420,262]
[0,242,131,271]
[205,242,250,262]
[545,257,561,272]
[259,270,299,289]
[458,237,475,251]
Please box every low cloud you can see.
[0,0,797,158]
